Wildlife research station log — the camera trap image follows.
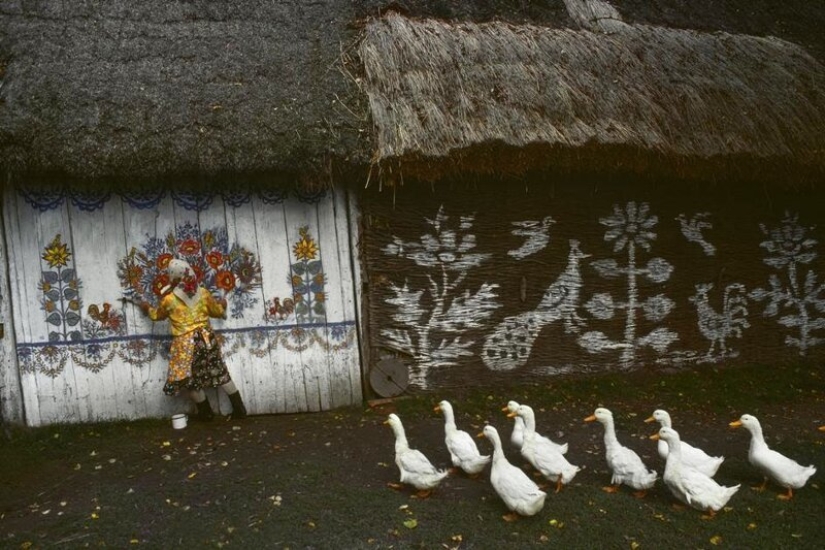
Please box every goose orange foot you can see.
[777,488,794,500]
[602,485,620,494]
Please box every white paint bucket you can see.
[171,413,188,429]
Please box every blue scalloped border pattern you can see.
[16,321,357,377]
[18,187,326,212]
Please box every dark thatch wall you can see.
[360,174,825,392]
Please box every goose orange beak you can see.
[729,420,743,428]
[433,405,442,413]
[506,411,517,418]
[584,414,596,422]
[818,426,825,432]
[500,405,510,413]
[649,433,660,441]
[644,416,655,423]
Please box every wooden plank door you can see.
[3,186,362,426]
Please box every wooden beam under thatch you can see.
[358,13,825,183]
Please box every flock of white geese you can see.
[384,400,819,521]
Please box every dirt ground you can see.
[1,363,824,549]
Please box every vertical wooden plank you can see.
[31,201,83,424]
[252,194,302,413]
[67,197,135,421]
[315,188,362,407]
[220,197,264,415]
[195,196,237,415]
[126,194,181,419]
[4,189,44,425]
[0,187,25,424]
[346,188,368,400]
[283,198,328,412]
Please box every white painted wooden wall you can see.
[2,186,363,427]
[0,195,23,425]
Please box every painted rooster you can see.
[87,302,123,333]
[269,297,296,320]
[689,283,750,359]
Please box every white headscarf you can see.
[165,258,200,309]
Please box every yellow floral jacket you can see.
[147,288,225,383]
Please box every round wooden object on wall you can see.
[370,358,409,398]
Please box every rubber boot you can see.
[228,391,247,419]
[195,398,214,422]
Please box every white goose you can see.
[384,413,448,497]
[502,400,568,454]
[434,400,491,476]
[510,404,579,492]
[480,424,547,521]
[645,409,724,477]
[585,407,657,497]
[730,414,817,500]
[652,426,740,518]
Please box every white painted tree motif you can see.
[749,212,825,355]
[483,239,588,371]
[578,202,678,368]
[676,212,716,256]
[689,282,749,360]
[382,206,500,388]
[508,216,555,259]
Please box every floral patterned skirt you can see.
[163,327,232,395]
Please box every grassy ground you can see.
[1,363,823,549]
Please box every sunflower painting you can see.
[38,234,83,342]
[273,226,327,323]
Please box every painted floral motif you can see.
[382,206,500,388]
[39,234,83,342]
[117,222,262,318]
[579,202,678,367]
[288,226,326,323]
[749,212,824,354]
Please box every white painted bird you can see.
[508,216,555,260]
[730,414,817,500]
[434,400,491,476]
[652,426,739,518]
[585,407,657,496]
[384,413,448,497]
[645,409,724,477]
[510,404,579,492]
[675,212,715,256]
[480,424,547,521]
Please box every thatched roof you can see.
[359,9,825,183]
[0,0,374,189]
[0,0,823,188]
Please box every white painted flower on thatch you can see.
[758,212,817,269]
[385,206,490,271]
[585,292,615,320]
[644,257,674,284]
[601,201,658,253]
[642,294,675,323]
